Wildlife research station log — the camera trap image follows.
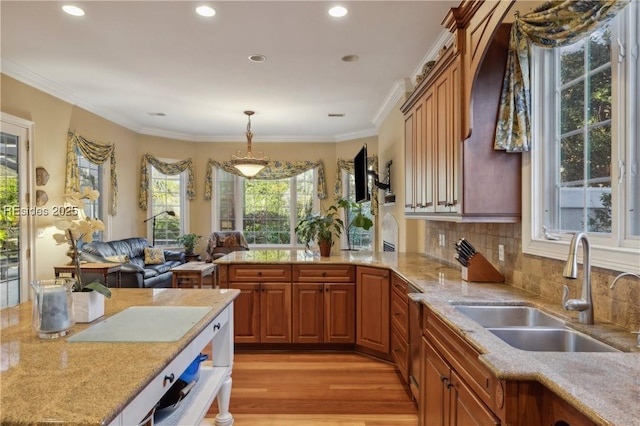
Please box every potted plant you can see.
[177,233,202,255]
[295,204,343,257]
[53,187,111,323]
[335,198,374,251]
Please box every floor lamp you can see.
[144,210,176,246]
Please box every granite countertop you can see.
[0,288,239,425]
[218,249,640,425]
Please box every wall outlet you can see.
[498,244,505,262]
[438,234,445,247]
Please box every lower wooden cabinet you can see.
[292,282,355,343]
[356,266,390,354]
[230,282,291,343]
[543,389,596,426]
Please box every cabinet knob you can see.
[440,375,447,383]
[447,382,454,389]
[322,271,327,276]
[257,271,262,276]
[325,287,329,292]
[213,323,221,331]
[163,373,175,386]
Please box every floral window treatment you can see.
[494,0,630,152]
[65,131,118,215]
[335,156,379,216]
[204,159,327,201]
[138,154,195,210]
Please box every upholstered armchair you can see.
[205,231,250,261]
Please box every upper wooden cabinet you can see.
[401,1,521,222]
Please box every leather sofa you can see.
[80,237,185,288]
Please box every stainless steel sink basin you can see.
[488,327,620,353]
[454,305,565,328]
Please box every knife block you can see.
[461,253,505,283]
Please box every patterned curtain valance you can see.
[204,159,327,201]
[334,156,379,216]
[65,131,118,215]
[138,153,196,210]
[494,0,630,152]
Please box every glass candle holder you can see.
[31,278,75,339]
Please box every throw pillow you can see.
[105,254,130,264]
[144,247,165,265]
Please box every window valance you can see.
[65,131,118,215]
[138,153,195,210]
[494,0,630,152]
[204,159,327,201]
[334,156,379,216]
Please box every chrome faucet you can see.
[610,272,640,347]
[562,232,594,325]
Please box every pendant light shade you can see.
[230,111,269,177]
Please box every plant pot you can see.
[318,239,332,257]
[72,290,105,323]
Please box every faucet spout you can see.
[562,232,593,325]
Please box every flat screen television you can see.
[354,144,370,203]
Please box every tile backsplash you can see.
[423,221,639,332]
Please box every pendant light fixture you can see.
[230,110,269,177]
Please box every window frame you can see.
[147,160,189,247]
[340,169,375,251]
[211,167,319,248]
[523,3,640,274]
[76,151,108,241]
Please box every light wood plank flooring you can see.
[205,352,418,426]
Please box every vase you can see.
[31,278,75,339]
[72,290,105,323]
[319,240,332,257]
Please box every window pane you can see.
[243,179,291,245]
[345,173,373,250]
[218,170,236,231]
[560,40,585,84]
[0,132,20,308]
[630,134,640,236]
[589,26,611,70]
[560,81,584,134]
[150,166,181,246]
[77,152,103,241]
[589,69,611,124]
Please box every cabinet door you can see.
[324,283,355,343]
[405,112,415,211]
[450,370,500,426]
[356,266,390,353]
[421,87,436,212]
[434,64,458,213]
[231,283,260,343]
[260,283,292,343]
[422,338,449,426]
[293,283,324,343]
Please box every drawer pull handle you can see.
[258,271,262,276]
[163,373,175,386]
[394,312,401,316]
[213,323,221,331]
[440,375,447,383]
[447,382,454,389]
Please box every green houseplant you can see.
[295,204,343,257]
[177,233,202,254]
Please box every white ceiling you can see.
[1,1,460,142]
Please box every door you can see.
[0,113,34,308]
[293,282,324,343]
[232,283,260,343]
[356,266,390,353]
[324,283,355,343]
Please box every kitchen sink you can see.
[454,305,565,328]
[488,327,620,353]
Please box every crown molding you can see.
[410,29,455,85]
[371,78,413,128]
[335,127,378,142]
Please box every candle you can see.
[38,286,71,332]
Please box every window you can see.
[342,170,374,250]
[214,168,317,246]
[149,164,185,247]
[526,2,639,272]
[77,151,103,241]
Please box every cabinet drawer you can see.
[229,265,292,282]
[391,327,410,384]
[210,305,229,339]
[391,274,409,303]
[423,307,495,409]
[293,265,355,282]
[391,291,409,339]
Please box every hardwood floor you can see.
[204,352,418,426]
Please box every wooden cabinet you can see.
[228,265,292,344]
[401,1,520,222]
[292,265,355,344]
[356,266,390,354]
[391,274,410,383]
[421,306,501,426]
[542,389,596,426]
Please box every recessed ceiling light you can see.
[196,6,216,17]
[328,6,348,18]
[248,54,267,63]
[341,54,359,62]
[62,5,85,16]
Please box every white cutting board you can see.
[68,306,212,342]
